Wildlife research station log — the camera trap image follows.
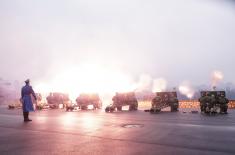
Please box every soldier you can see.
[21,79,37,122]
[199,92,211,113]
[169,92,179,112]
[210,94,217,113]
[199,92,205,112]
[218,93,229,114]
[199,92,209,112]
[151,94,162,112]
[152,95,160,107]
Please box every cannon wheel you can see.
[105,107,110,112]
[81,106,88,110]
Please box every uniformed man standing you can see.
[151,95,162,113]
[169,92,179,112]
[218,93,229,114]
[21,79,37,122]
[199,92,211,113]
[199,92,207,112]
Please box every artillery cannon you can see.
[66,93,102,111]
[105,92,138,112]
[199,91,228,114]
[46,92,70,109]
[149,92,179,113]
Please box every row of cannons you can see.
[10,91,229,114]
[149,91,229,114]
[48,92,138,112]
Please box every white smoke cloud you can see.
[178,81,195,99]
[134,74,153,92]
[1,0,235,86]
[134,74,168,94]
[211,70,224,89]
[152,78,167,92]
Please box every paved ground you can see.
[0,107,235,155]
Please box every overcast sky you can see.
[0,0,235,88]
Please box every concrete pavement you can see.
[0,108,235,155]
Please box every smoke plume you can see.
[134,74,153,92]
[152,78,167,92]
[178,81,195,99]
[211,70,224,90]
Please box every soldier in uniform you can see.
[210,94,217,113]
[152,95,161,108]
[199,92,209,112]
[199,92,205,112]
[169,92,179,112]
[218,93,229,114]
[199,92,211,113]
[21,79,37,122]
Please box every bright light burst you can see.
[212,70,224,80]
[211,70,224,88]
[178,81,195,99]
[34,63,135,101]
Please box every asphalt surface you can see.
[0,107,235,155]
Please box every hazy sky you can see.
[1,0,235,87]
